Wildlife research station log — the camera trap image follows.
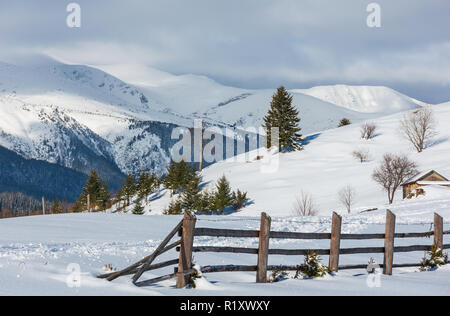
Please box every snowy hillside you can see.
[124,102,450,217]
[0,61,190,180]
[96,64,424,132]
[197,103,450,216]
[0,58,439,197]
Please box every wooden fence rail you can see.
[99,210,448,287]
[189,211,449,282]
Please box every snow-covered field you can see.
[0,197,449,296]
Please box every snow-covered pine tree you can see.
[263,86,303,152]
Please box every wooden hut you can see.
[402,170,450,199]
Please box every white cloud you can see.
[0,0,449,102]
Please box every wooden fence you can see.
[98,210,450,287]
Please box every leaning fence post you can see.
[256,212,271,283]
[434,213,443,249]
[176,211,196,288]
[329,212,342,272]
[383,209,396,275]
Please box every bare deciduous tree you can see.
[372,154,418,204]
[399,107,437,153]
[292,191,318,216]
[360,122,377,140]
[352,148,370,163]
[338,185,356,214]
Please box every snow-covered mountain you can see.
[0,58,434,199]
[294,85,428,114]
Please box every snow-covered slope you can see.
[96,64,424,132]
[0,59,436,188]
[198,103,450,216]
[295,85,426,114]
[0,61,190,179]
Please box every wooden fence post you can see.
[383,209,396,275]
[256,212,271,283]
[176,211,197,288]
[434,213,443,249]
[87,194,90,213]
[42,197,45,215]
[329,212,342,272]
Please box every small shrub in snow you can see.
[352,148,370,163]
[292,191,318,216]
[103,264,115,272]
[360,122,377,140]
[232,189,249,210]
[420,245,448,271]
[163,198,183,215]
[338,185,356,214]
[295,251,329,279]
[186,264,203,289]
[268,266,289,283]
[338,118,351,127]
[132,201,145,215]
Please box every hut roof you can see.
[403,170,449,185]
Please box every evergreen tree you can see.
[263,86,303,152]
[163,198,183,215]
[137,170,154,202]
[50,198,65,214]
[122,174,137,206]
[164,160,198,196]
[73,170,109,212]
[181,177,202,212]
[197,189,215,214]
[232,189,248,210]
[114,186,125,211]
[132,201,145,215]
[213,175,234,215]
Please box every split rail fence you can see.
[98,210,450,287]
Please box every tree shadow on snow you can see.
[301,133,321,146]
[425,137,448,149]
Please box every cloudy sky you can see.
[0,0,449,103]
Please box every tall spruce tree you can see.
[263,86,303,152]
